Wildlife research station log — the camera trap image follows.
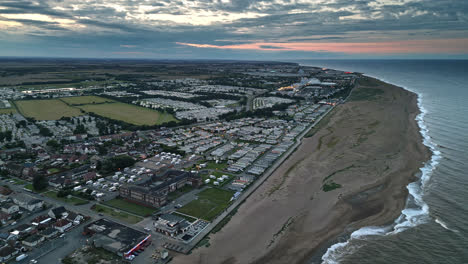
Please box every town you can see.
[0,60,357,264]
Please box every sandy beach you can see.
[172,76,431,264]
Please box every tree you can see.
[46,140,61,150]
[73,124,87,134]
[32,175,48,191]
[39,126,53,137]
[97,145,108,155]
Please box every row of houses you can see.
[0,206,86,262]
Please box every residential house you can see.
[54,219,72,233]
[40,227,58,239]
[66,212,83,225]
[22,234,44,247]
[31,215,52,228]
[0,202,19,214]
[11,193,43,211]
[0,246,18,262]
[15,224,34,235]
[0,212,10,225]
[0,186,12,202]
[48,206,67,219]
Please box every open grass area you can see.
[61,96,115,105]
[177,187,234,222]
[24,184,48,193]
[9,178,27,185]
[103,197,157,217]
[167,185,194,201]
[92,204,142,224]
[44,191,89,205]
[15,99,82,120]
[0,108,16,115]
[201,171,234,187]
[77,102,177,126]
[204,161,228,171]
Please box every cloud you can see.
[120,44,137,48]
[177,39,468,54]
[0,0,467,58]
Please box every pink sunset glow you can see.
[177,39,468,54]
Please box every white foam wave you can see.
[321,76,441,264]
[435,218,459,233]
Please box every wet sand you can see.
[173,76,431,264]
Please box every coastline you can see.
[172,75,431,264]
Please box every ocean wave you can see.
[321,77,441,264]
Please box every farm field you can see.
[61,95,115,105]
[103,197,157,217]
[177,187,234,222]
[15,99,82,120]
[77,102,177,125]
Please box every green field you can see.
[61,96,115,105]
[0,108,16,115]
[203,161,228,171]
[201,171,234,187]
[77,102,177,125]
[177,188,234,222]
[92,204,142,224]
[44,191,89,205]
[15,99,82,120]
[103,197,157,217]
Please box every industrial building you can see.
[83,219,151,258]
[119,170,202,208]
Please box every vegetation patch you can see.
[15,99,82,120]
[167,185,194,201]
[103,197,157,217]
[77,102,176,126]
[61,96,115,105]
[92,204,142,224]
[0,108,16,115]
[323,164,356,183]
[322,181,342,192]
[268,216,295,247]
[177,188,234,222]
[171,212,198,223]
[44,191,89,205]
[326,136,340,148]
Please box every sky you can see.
[0,0,468,60]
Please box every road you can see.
[164,104,337,253]
[2,180,152,264]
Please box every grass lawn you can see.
[204,161,228,171]
[177,188,234,222]
[24,184,48,193]
[60,96,115,105]
[167,185,194,201]
[47,168,61,174]
[103,197,157,217]
[15,99,82,120]
[92,204,142,224]
[0,108,16,114]
[44,191,89,206]
[9,178,27,185]
[77,102,177,126]
[201,171,234,187]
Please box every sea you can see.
[291,60,468,264]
